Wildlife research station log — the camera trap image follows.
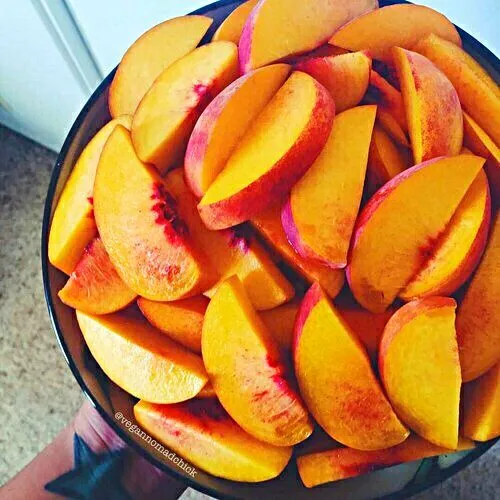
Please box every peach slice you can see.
[131,41,239,173]
[198,71,334,229]
[202,276,313,446]
[456,213,500,382]
[462,363,500,441]
[282,105,376,268]
[347,155,485,313]
[58,237,136,315]
[400,170,491,300]
[392,47,463,164]
[329,4,461,62]
[260,300,299,351]
[295,52,371,113]
[414,33,500,147]
[48,116,131,275]
[77,309,207,403]
[365,124,410,196]
[109,16,212,117]
[297,435,474,487]
[379,297,461,448]
[212,0,258,44]
[239,0,377,72]
[294,283,408,450]
[185,63,290,198]
[134,399,292,481]
[165,169,294,310]
[137,295,208,353]
[253,208,345,298]
[94,126,214,301]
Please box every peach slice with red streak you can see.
[185,63,290,198]
[212,0,258,44]
[137,295,208,353]
[253,208,345,298]
[329,4,461,62]
[282,105,376,268]
[392,47,463,164]
[457,213,500,382]
[295,51,371,112]
[297,435,474,487]
[94,126,215,301]
[400,170,491,300]
[198,71,335,229]
[131,41,239,174]
[379,297,461,449]
[48,115,131,275]
[347,155,485,313]
[202,276,313,446]
[77,309,208,403]
[239,0,377,73]
[134,398,292,481]
[58,237,136,315]
[109,16,212,118]
[165,168,294,310]
[294,283,409,450]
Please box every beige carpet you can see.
[0,124,498,498]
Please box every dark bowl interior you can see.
[42,1,499,498]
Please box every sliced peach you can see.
[212,0,258,44]
[294,283,408,450]
[131,41,239,173]
[239,0,377,72]
[376,109,410,148]
[198,71,334,229]
[134,399,292,481]
[48,116,131,275]
[456,213,500,382]
[94,126,215,301]
[77,309,207,403]
[283,105,376,268]
[379,297,461,448]
[253,207,345,298]
[414,33,500,147]
[109,16,212,117]
[295,52,371,112]
[462,363,500,441]
[297,435,474,487]
[137,295,208,354]
[400,170,491,300]
[461,146,473,154]
[58,237,136,315]
[348,155,485,313]
[393,47,463,163]
[329,4,461,62]
[165,169,294,310]
[202,276,313,446]
[185,63,290,198]
[366,124,410,196]
[260,300,299,351]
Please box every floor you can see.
[0,124,498,498]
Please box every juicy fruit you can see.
[212,0,258,44]
[294,283,409,451]
[239,0,377,72]
[134,398,292,481]
[132,41,239,173]
[109,16,212,117]
[260,300,299,351]
[348,155,485,312]
[379,297,461,449]
[77,309,208,403]
[94,126,214,301]
[58,237,136,315]
[282,105,376,268]
[202,276,313,446]
[198,71,335,229]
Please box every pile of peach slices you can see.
[48,0,499,488]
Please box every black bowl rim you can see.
[41,1,499,499]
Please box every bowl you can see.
[42,0,499,498]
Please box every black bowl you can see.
[42,1,499,498]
